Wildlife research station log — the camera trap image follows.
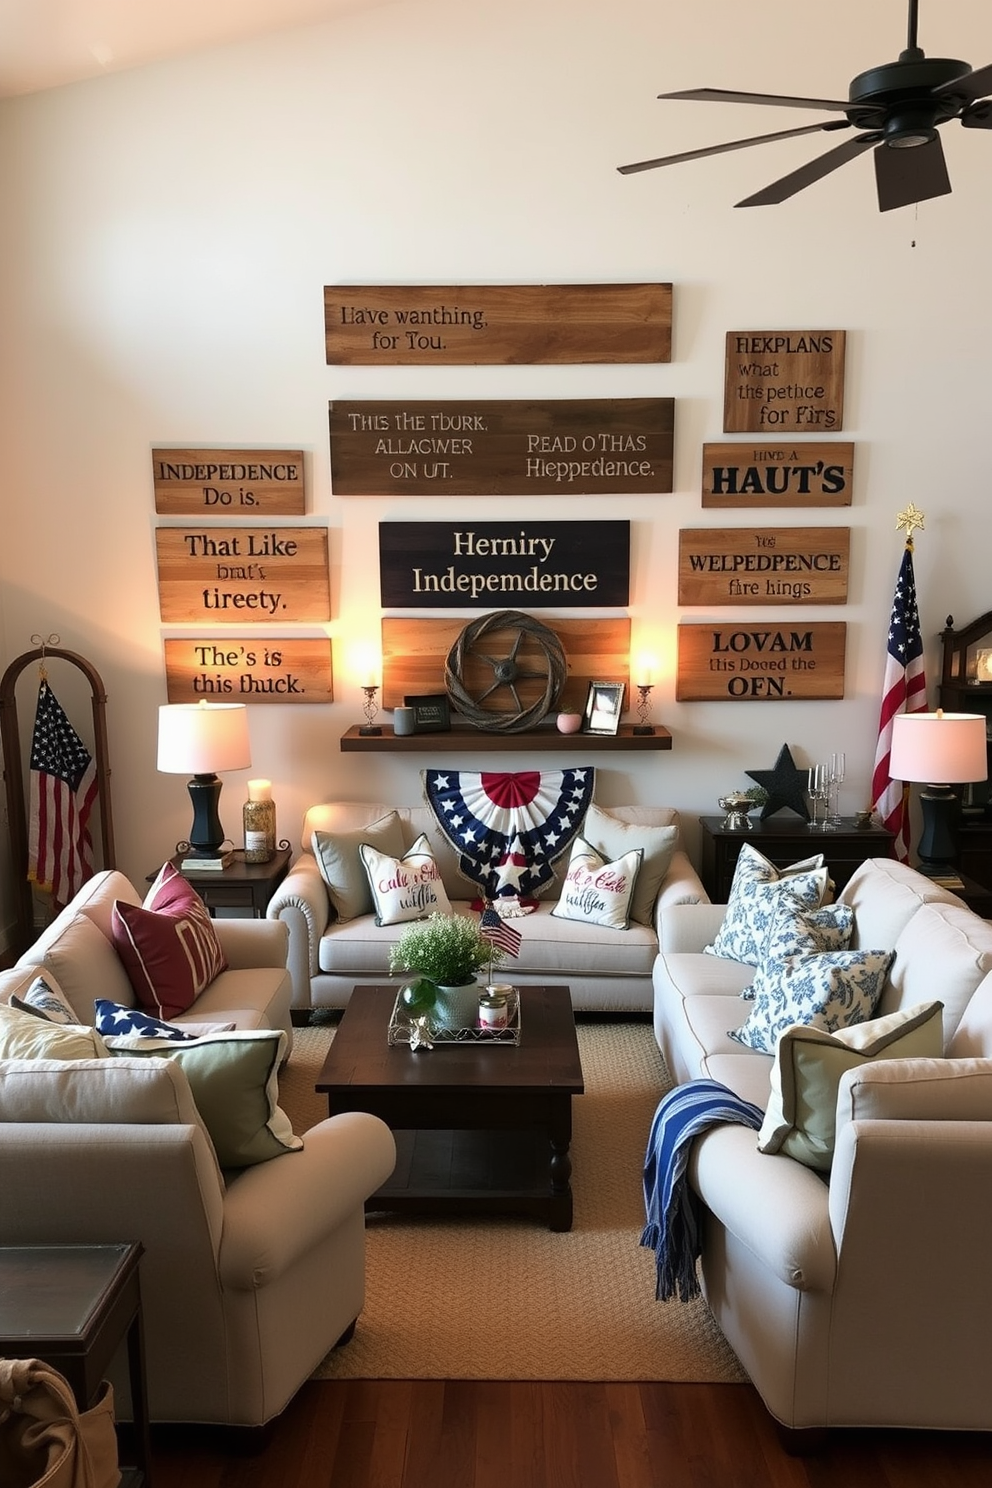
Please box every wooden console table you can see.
[699,815,896,901]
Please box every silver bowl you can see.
[718,794,756,831]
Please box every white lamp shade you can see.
[889,711,989,785]
[157,702,251,775]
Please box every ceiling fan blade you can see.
[735,132,880,206]
[659,86,857,113]
[933,61,992,106]
[618,119,849,175]
[961,98,992,129]
[874,134,951,212]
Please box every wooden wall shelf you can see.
[340,723,672,753]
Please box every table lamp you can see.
[889,709,989,876]
[157,701,251,859]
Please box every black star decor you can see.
[746,743,811,822]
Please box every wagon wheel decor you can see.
[444,610,567,733]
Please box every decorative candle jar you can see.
[243,779,276,863]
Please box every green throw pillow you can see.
[757,1000,945,1171]
[105,1028,301,1169]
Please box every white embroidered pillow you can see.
[359,834,452,926]
[729,949,894,1054]
[551,837,642,931]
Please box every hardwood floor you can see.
[147,1379,992,1488]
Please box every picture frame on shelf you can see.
[582,681,625,736]
[405,693,452,733]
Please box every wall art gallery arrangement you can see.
[151,284,859,727]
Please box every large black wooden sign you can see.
[379,521,630,608]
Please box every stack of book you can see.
[180,851,233,872]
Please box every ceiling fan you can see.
[618,0,992,211]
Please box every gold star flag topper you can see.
[896,503,925,541]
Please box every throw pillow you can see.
[706,870,831,967]
[359,834,452,926]
[111,862,227,1021]
[730,949,894,1054]
[312,812,406,921]
[579,805,678,927]
[551,837,642,930]
[104,1028,301,1169]
[741,899,854,997]
[12,971,79,1024]
[758,1000,945,1170]
[0,1002,109,1061]
[93,999,198,1041]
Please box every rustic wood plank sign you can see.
[701,442,854,508]
[381,615,630,713]
[155,528,330,623]
[324,284,672,365]
[677,622,846,700]
[152,449,306,516]
[164,638,333,703]
[678,528,850,606]
[378,521,629,609]
[330,399,673,497]
[723,331,846,434]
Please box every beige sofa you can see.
[653,855,992,1436]
[4,868,294,1047]
[266,802,707,1016]
[0,868,397,1427]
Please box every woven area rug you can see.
[278,1019,748,1384]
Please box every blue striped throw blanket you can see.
[640,1079,763,1302]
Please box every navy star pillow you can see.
[94,999,197,1041]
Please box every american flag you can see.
[27,679,98,906]
[480,902,522,958]
[871,543,928,862]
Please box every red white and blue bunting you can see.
[423,768,595,908]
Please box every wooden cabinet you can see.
[698,816,896,902]
[938,611,992,889]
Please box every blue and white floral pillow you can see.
[705,871,830,967]
[741,899,854,997]
[729,949,894,1054]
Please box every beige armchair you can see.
[0,1055,396,1427]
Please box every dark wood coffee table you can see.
[315,985,584,1230]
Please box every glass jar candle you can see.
[243,779,276,863]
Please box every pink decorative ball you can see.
[556,712,583,734]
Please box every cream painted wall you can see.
[1,0,991,937]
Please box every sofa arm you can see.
[213,917,289,970]
[266,855,331,1010]
[218,1111,396,1289]
[653,851,709,930]
[658,901,728,954]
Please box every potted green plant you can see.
[389,912,504,1028]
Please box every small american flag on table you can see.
[480,902,522,958]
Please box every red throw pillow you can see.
[111,863,227,1019]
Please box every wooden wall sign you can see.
[324,284,672,365]
[723,331,846,434]
[155,528,330,623]
[378,520,629,609]
[330,398,673,497]
[678,528,850,606]
[677,622,846,700]
[701,442,854,508]
[152,449,305,516]
[164,638,333,703]
[381,615,630,713]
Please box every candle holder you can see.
[359,685,382,736]
[632,683,655,735]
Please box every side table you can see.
[699,815,897,901]
[148,845,292,917]
[0,1242,152,1488]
